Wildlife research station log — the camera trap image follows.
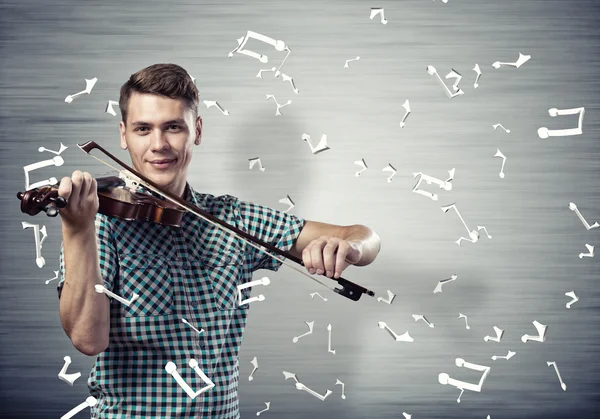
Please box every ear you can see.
[194,116,203,145]
[119,121,127,150]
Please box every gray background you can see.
[1,0,599,418]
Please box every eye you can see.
[167,125,182,131]
[134,127,149,132]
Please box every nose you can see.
[149,129,171,152]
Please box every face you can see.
[119,92,202,197]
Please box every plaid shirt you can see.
[57,182,305,418]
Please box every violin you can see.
[17,141,376,302]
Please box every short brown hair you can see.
[119,63,199,124]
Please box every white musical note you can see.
[484,326,504,342]
[37,142,68,155]
[521,320,548,343]
[166,359,215,399]
[547,361,567,391]
[538,107,585,139]
[439,358,491,403]
[327,324,336,354]
[354,158,368,176]
[257,67,276,78]
[249,157,266,172]
[381,164,397,183]
[256,401,270,416]
[58,356,81,386]
[377,289,396,304]
[203,100,230,116]
[491,350,516,361]
[426,65,464,98]
[377,321,414,342]
[24,142,68,190]
[565,291,578,309]
[65,77,98,103]
[434,0,449,3]
[403,413,412,419]
[188,73,196,84]
[492,123,510,133]
[292,321,315,343]
[369,7,388,24]
[295,382,332,401]
[309,292,328,302]
[579,244,595,258]
[181,318,204,335]
[493,149,507,178]
[412,314,435,328]
[458,313,470,330]
[45,270,59,285]
[278,195,295,213]
[335,378,346,399]
[492,52,531,69]
[105,100,119,116]
[412,168,455,201]
[21,222,48,268]
[249,357,259,382]
[280,73,299,93]
[344,56,360,68]
[265,94,291,116]
[228,31,291,77]
[282,371,299,384]
[399,99,411,128]
[441,203,479,245]
[446,68,463,92]
[434,274,457,293]
[473,64,482,89]
[61,396,97,419]
[302,133,330,155]
[238,276,271,306]
[568,202,599,230]
[94,284,139,307]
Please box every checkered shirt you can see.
[57,182,305,418]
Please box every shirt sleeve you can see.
[57,213,119,299]
[235,198,306,272]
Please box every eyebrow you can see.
[130,119,187,126]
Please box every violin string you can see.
[87,153,334,292]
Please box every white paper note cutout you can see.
[377,321,414,342]
[310,292,328,302]
[165,359,215,399]
[344,56,360,68]
[521,320,547,343]
[94,284,139,306]
[278,195,295,213]
[203,100,230,116]
[493,149,507,178]
[65,77,98,103]
[256,68,298,93]
[228,31,291,75]
[61,396,97,419]
[249,357,258,382]
[441,203,491,245]
[484,326,504,342]
[492,52,531,69]
[238,277,271,306]
[412,168,455,201]
[382,164,397,183]
[293,321,315,343]
[265,94,291,116]
[45,270,59,284]
[256,401,270,416]
[434,274,458,293]
[283,371,332,401]
[249,157,266,172]
[182,318,204,335]
[377,289,396,304]
[354,158,368,176]
[458,313,470,330]
[369,7,388,24]
[426,66,464,98]
[439,358,491,403]
[538,107,585,139]
[446,68,463,92]
[335,378,346,399]
[491,350,516,361]
[568,202,599,230]
[579,244,595,258]
[565,291,578,308]
[58,356,81,385]
[302,133,330,155]
[399,99,411,128]
[24,142,68,190]
[105,100,119,116]
[412,314,435,328]
[547,361,567,391]
[327,324,336,354]
[473,64,482,88]
[492,123,510,134]
[21,221,48,268]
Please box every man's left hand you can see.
[301,236,363,279]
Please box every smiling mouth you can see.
[150,158,176,168]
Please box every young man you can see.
[56,63,381,418]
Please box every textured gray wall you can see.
[1,0,599,418]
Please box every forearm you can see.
[342,224,381,266]
[59,225,110,356]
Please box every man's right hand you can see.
[57,170,99,233]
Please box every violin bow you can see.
[78,141,376,302]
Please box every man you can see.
[56,63,381,418]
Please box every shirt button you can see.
[198,340,205,348]
[190,300,199,307]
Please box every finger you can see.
[57,176,73,201]
[302,246,314,274]
[334,242,350,278]
[322,242,338,277]
[310,238,327,274]
[83,172,95,199]
[70,170,84,203]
